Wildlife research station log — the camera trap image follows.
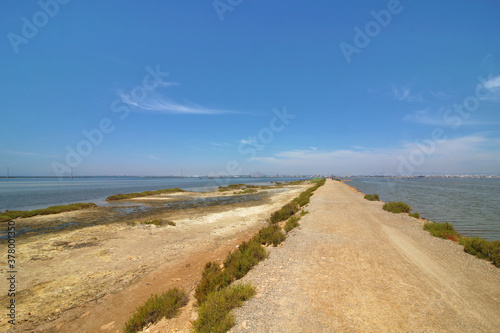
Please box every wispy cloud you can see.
[428,90,454,101]
[119,88,239,115]
[148,154,160,160]
[3,150,59,158]
[404,105,500,127]
[209,142,232,147]
[391,84,423,102]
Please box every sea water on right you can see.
[348,178,500,241]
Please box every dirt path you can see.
[231,179,500,332]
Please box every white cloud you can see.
[391,84,423,102]
[250,135,500,175]
[478,74,500,101]
[483,75,500,90]
[148,155,160,160]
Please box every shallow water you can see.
[0,190,273,240]
[349,179,500,241]
[0,176,304,211]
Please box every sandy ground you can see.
[0,184,309,332]
[229,180,500,332]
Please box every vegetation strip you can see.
[364,193,380,201]
[123,288,188,333]
[423,221,500,267]
[121,179,325,332]
[360,187,499,268]
[0,203,97,222]
[192,178,325,332]
[106,188,185,201]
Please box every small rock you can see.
[100,321,115,330]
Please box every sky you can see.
[1,0,500,177]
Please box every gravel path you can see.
[231,179,500,332]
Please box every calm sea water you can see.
[349,179,500,241]
[0,177,306,212]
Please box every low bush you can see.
[284,215,300,233]
[253,224,286,247]
[166,220,176,226]
[192,284,255,333]
[195,240,267,304]
[423,222,460,241]
[270,201,300,223]
[223,240,267,280]
[491,241,500,267]
[142,219,165,226]
[300,210,309,216]
[123,288,188,333]
[409,211,420,219]
[364,194,380,201]
[106,188,185,201]
[383,201,411,214]
[218,184,259,192]
[0,202,97,222]
[458,237,500,267]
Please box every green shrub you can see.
[253,224,286,247]
[166,220,176,226]
[423,222,460,241]
[192,284,255,333]
[284,215,300,233]
[223,240,267,280]
[491,241,500,267]
[0,203,97,222]
[409,211,420,219]
[383,201,411,214]
[123,288,188,333]
[195,262,234,305]
[195,240,266,304]
[459,237,491,259]
[106,188,185,201]
[364,194,380,201]
[142,219,165,226]
[300,210,309,216]
[457,238,500,268]
[270,201,300,223]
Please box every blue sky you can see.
[1,0,499,176]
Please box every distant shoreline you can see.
[1,175,499,179]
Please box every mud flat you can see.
[0,183,310,332]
